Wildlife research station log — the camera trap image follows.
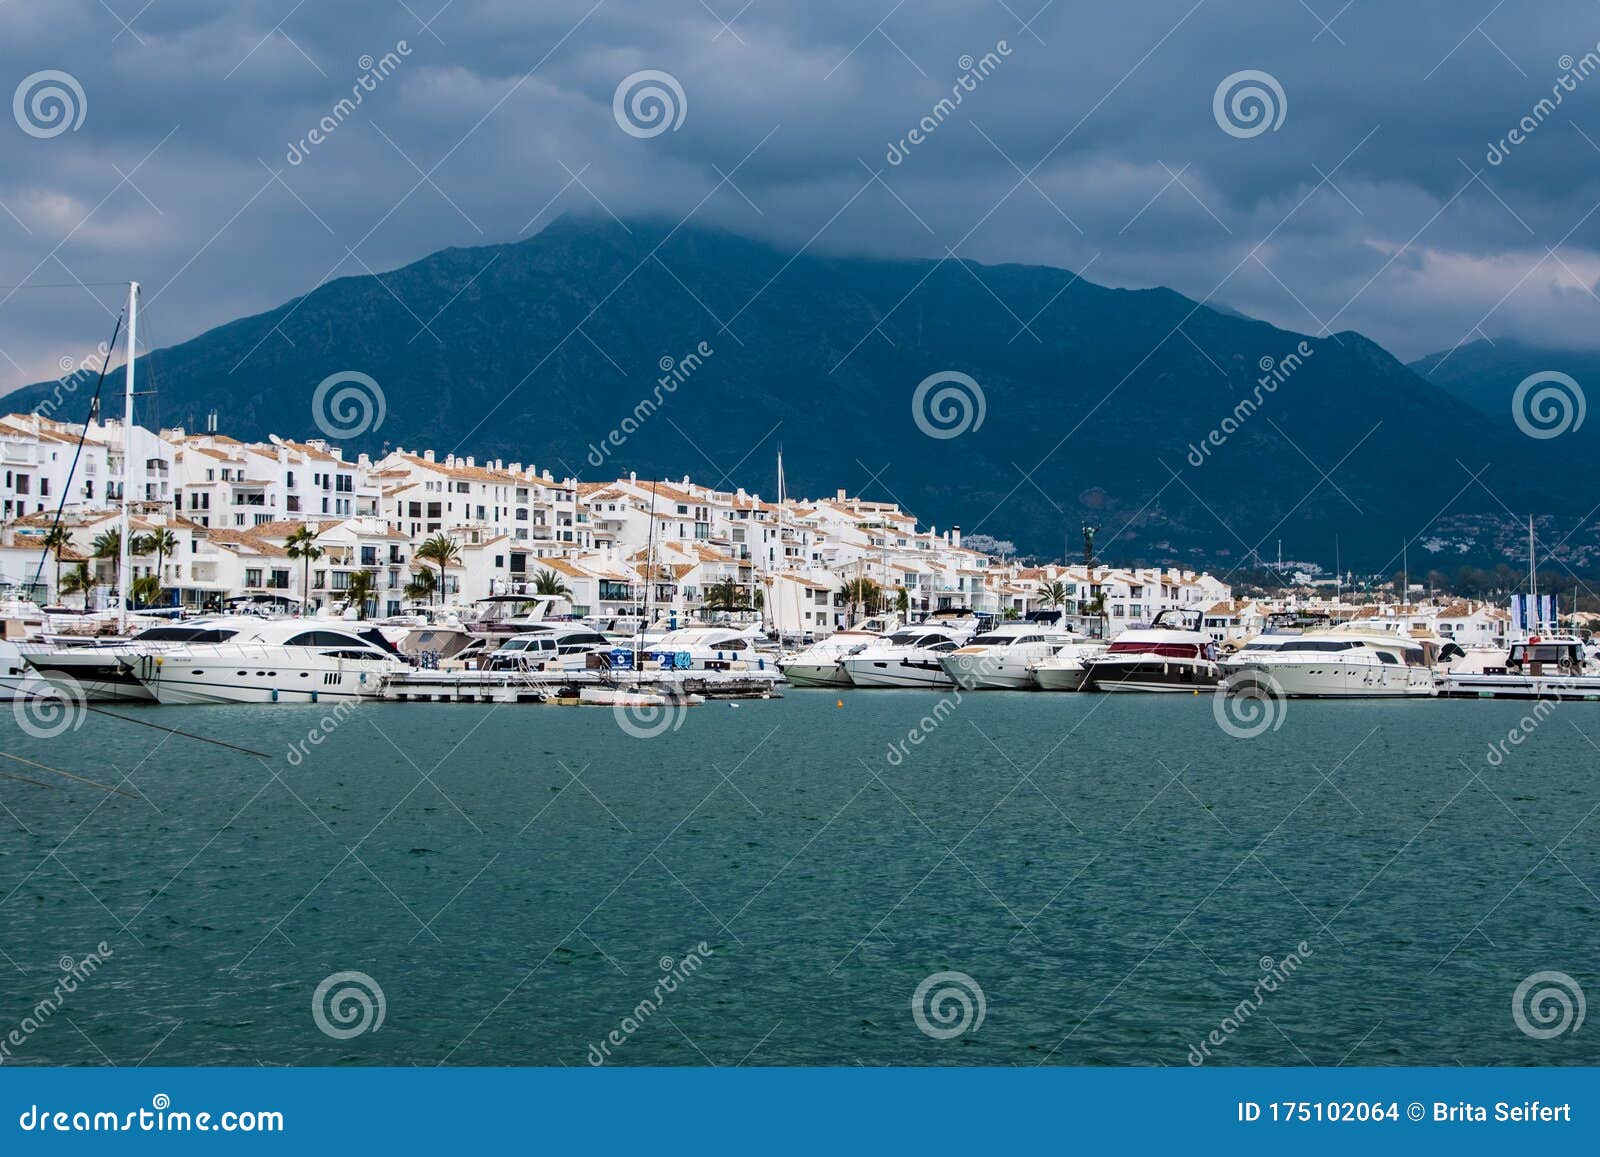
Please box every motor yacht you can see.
[1442,631,1600,700]
[21,619,266,703]
[840,623,972,688]
[1030,641,1111,691]
[1220,627,1449,698]
[1082,608,1220,692]
[130,619,410,704]
[939,616,1084,689]
[779,615,901,688]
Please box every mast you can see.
[117,281,138,633]
[1528,514,1539,631]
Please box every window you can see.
[245,568,263,587]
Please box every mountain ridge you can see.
[7,214,1598,571]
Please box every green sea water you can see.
[1,691,1595,1066]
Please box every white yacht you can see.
[21,619,265,703]
[0,639,52,702]
[1220,627,1447,698]
[1030,641,1111,691]
[939,617,1083,689]
[1082,608,1220,692]
[130,619,410,704]
[840,623,972,688]
[1442,632,1600,700]
[779,615,901,688]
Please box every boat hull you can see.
[1032,665,1094,692]
[841,657,954,689]
[141,654,400,705]
[1083,657,1219,692]
[780,660,853,688]
[1224,661,1436,698]
[1441,673,1600,700]
[938,654,1038,690]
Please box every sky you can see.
[3,0,1600,389]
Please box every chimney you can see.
[629,471,637,483]
[424,450,435,463]
[836,488,846,501]
[952,525,962,549]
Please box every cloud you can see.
[4,0,1600,396]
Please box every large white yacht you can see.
[1081,608,1220,692]
[938,616,1083,690]
[840,623,972,688]
[1220,627,1448,698]
[1030,641,1110,691]
[131,619,410,704]
[779,615,901,688]
[21,619,267,703]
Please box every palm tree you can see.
[1082,591,1108,639]
[129,575,163,608]
[59,562,96,610]
[403,568,437,605]
[841,577,880,619]
[895,587,910,615]
[1039,580,1069,613]
[41,523,71,601]
[284,526,323,617]
[415,534,461,606]
[704,579,747,610]
[134,528,178,594]
[91,528,121,597]
[531,568,572,600]
[344,569,375,620]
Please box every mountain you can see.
[9,215,1599,571]
[1410,339,1600,454]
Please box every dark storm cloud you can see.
[3,0,1600,387]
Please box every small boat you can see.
[1082,608,1220,692]
[1442,633,1600,700]
[578,686,704,708]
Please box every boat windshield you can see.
[134,626,240,644]
[1108,641,1201,658]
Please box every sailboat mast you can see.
[117,281,138,633]
[1528,514,1539,631]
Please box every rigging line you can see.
[0,766,55,790]
[0,283,135,290]
[83,705,272,759]
[0,750,140,798]
[28,310,125,595]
